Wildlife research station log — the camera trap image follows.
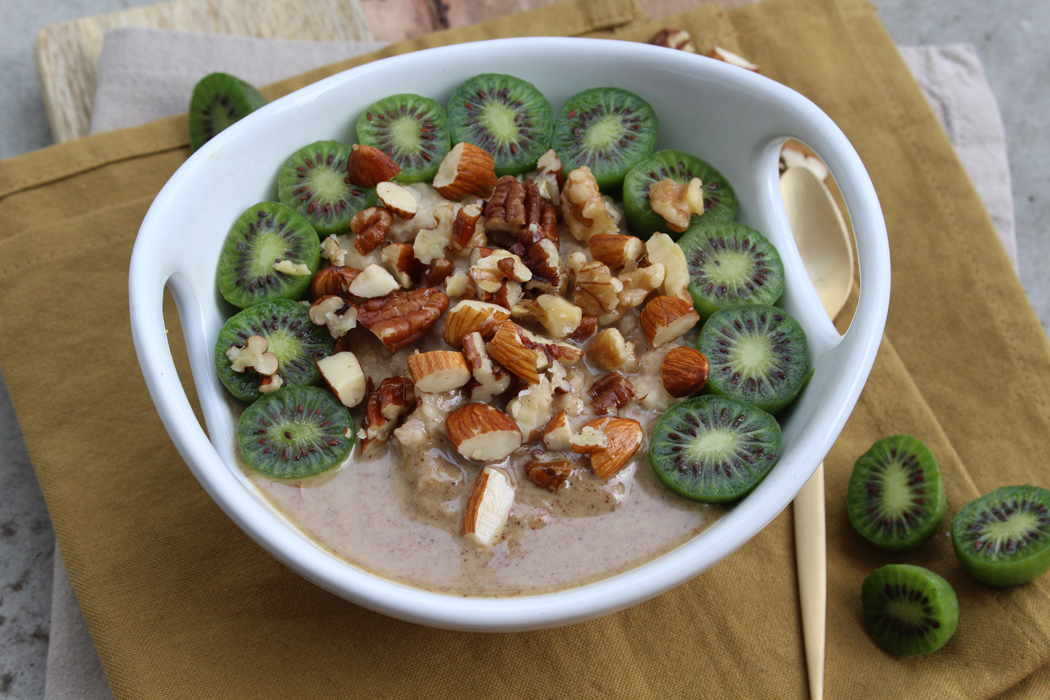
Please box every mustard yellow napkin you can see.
[1,0,1049,697]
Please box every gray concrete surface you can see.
[0,1,1048,697]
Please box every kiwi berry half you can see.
[277,140,377,235]
[649,395,781,503]
[862,564,959,657]
[623,149,739,239]
[551,87,658,191]
[847,435,947,552]
[188,72,267,152]
[678,221,785,319]
[237,385,354,478]
[952,485,1050,586]
[356,93,452,183]
[217,202,320,309]
[215,299,334,403]
[698,305,809,414]
[447,73,554,176]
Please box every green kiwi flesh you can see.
[623,150,739,239]
[277,140,377,235]
[649,395,781,503]
[237,385,354,478]
[847,435,947,551]
[678,221,785,319]
[552,87,658,191]
[447,73,554,176]
[952,485,1050,586]
[217,202,320,309]
[215,299,334,403]
[188,72,267,152]
[862,564,959,656]
[356,93,452,183]
[698,305,809,414]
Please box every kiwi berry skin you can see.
[188,72,267,152]
[847,435,947,552]
[447,73,554,176]
[217,202,321,309]
[862,564,959,657]
[951,485,1050,586]
[648,395,782,503]
[237,385,354,479]
[215,299,334,404]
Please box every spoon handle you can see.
[794,462,826,700]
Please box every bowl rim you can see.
[129,36,890,632]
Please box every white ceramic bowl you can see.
[129,37,890,632]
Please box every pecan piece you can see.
[360,376,416,458]
[424,258,454,287]
[589,372,635,415]
[568,315,598,341]
[449,204,484,254]
[484,176,527,234]
[356,287,450,352]
[573,261,623,317]
[525,460,573,492]
[310,266,361,300]
[350,206,393,254]
[381,242,426,288]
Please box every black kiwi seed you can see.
[356,93,452,183]
[649,395,782,503]
[214,299,334,403]
[698,305,809,414]
[952,485,1050,586]
[677,221,786,319]
[623,149,739,239]
[551,87,658,191]
[861,564,959,657]
[237,385,354,478]
[277,140,378,236]
[447,73,554,176]
[216,202,320,309]
[188,72,267,152]
[846,435,947,551]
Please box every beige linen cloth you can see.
[0,0,1041,697]
[37,23,1019,700]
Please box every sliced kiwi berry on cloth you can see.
[861,564,960,657]
[188,72,267,152]
[951,485,1050,586]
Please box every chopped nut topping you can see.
[462,466,516,546]
[347,143,401,187]
[479,280,524,311]
[470,249,532,293]
[651,28,696,53]
[573,261,623,317]
[641,295,701,347]
[445,272,475,298]
[381,242,425,288]
[407,351,472,393]
[320,235,349,267]
[310,266,361,299]
[350,206,394,255]
[317,351,368,407]
[516,326,584,367]
[273,259,312,276]
[377,181,419,220]
[507,374,555,441]
[434,142,498,200]
[709,45,760,72]
[568,315,598,341]
[413,203,456,265]
[462,332,512,402]
[487,320,543,384]
[570,425,609,453]
[561,167,618,241]
[589,372,635,415]
[447,404,522,463]
[226,335,278,376]
[661,346,709,398]
[360,376,416,459]
[258,374,283,394]
[617,262,666,314]
[579,417,643,479]
[356,287,449,353]
[589,328,637,372]
[449,204,484,254]
[484,176,527,235]
[542,411,573,451]
[645,233,692,301]
[443,300,511,348]
[532,149,564,205]
[424,258,454,288]
[308,295,358,338]
[649,178,705,233]
[589,233,644,269]
[349,263,401,298]
[522,238,564,295]
[512,294,582,339]
[525,459,573,492]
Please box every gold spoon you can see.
[780,164,853,700]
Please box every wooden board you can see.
[35,0,374,143]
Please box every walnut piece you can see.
[413,203,456,265]
[470,250,532,293]
[525,459,573,492]
[649,178,705,233]
[226,335,278,376]
[572,261,623,317]
[308,295,358,338]
[561,167,618,241]
[512,294,582,339]
[321,235,349,267]
[356,287,450,352]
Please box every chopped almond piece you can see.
[571,425,609,454]
[434,142,498,200]
[407,351,472,393]
[447,404,523,462]
[462,466,516,546]
[442,300,511,348]
[641,295,701,347]
[588,233,644,269]
[317,352,368,408]
[542,411,573,451]
[487,320,541,384]
[348,263,400,298]
[377,181,418,219]
[709,45,760,72]
[580,418,643,479]
[347,144,400,187]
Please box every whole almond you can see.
[442,300,511,348]
[434,142,498,200]
[641,295,701,347]
[661,346,709,398]
[347,143,400,187]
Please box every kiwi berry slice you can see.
[188,72,267,152]
[847,435,947,552]
[623,149,739,239]
[277,140,377,235]
[951,485,1050,586]
[217,202,320,309]
[649,395,782,503]
[551,87,658,191]
[698,305,809,414]
[215,299,334,403]
[862,564,959,657]
[356,93,452,183]
[238,385,354,478]
[678,221,785,319]
[447,73,554,176]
